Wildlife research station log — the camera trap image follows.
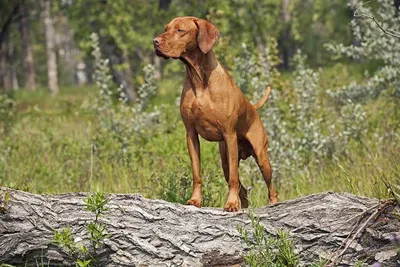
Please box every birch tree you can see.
[19,0,36,91]
[41,0,58,96]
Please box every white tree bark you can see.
[19,0,37,91]
[0,188,399,266]
[41,0,58,96]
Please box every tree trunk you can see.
[19,0,36,91]
[102,41,137,102]
[1,37,13,91]
[10,40,19,91]
[41,0,59,96]
[157,0,171,79]
[57,14,80,87]
[85,58,93,85]
[153,54,161,80]
[0,48,3,91]
[0,188,399,266]
[0,43,5,91]
[0,3,20,46]
[159,0,172,10]
[279,0,292,69]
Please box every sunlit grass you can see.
[0,64,399,208]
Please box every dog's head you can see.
[153,16,219,60]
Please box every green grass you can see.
[238,211,298,267]
[0,63,399,208]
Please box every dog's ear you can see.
[193,19,219,54]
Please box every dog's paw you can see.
[269,192,278,205]
[187,198,201,208]
[224,200,239,212]
[269,198,278,205]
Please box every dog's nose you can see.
[153,37,160,46]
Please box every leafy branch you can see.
[354,0,400,39]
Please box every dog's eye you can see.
[177,29,185,33]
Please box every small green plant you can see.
[53,191,110,267]
[76,259,92,267]
[238,210,299,267]
[53,227,79,256]
[84,191,110,262]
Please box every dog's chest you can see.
[180,92,224,141]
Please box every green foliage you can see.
[62,0,170,87]
[326,0,400,102]
[233,37,282,95]
[156,157,192,204]
[156,155,227,206]
[290,0,352,65]
[0,62,399,207]
[53,227,79,256]
[0,1,399,213]
[1,0,355,96]
[237,44,371,187]
[84,191,110,260]
[1,2,399,265]
[0,94,14,118]
[0,189,10,213]
[84,191,110,216]
[86,221,107,249]
[238,211,298,267]
[53,191,109,267]
[238,209,374,266]
[88,32,163,149]
[0,94,15,134]
[76,259,92,267]
[57,0,353,92]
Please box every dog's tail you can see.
[253,85,271,110]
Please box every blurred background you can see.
[0,0,399,207]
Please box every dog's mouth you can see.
[154,47,181,60]
[154,47,171,60]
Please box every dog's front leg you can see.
[186,130,202,208]
[223,133,240,212]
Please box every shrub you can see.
[87,33,164,164]
[238,211,298,267]
[325,0,400,103]
[235,45,369,182]
[0,93,15,135]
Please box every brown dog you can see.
[153,17,278,212]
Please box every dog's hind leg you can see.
[245,122,278,205]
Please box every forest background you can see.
[0,0,399,207]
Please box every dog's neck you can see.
[180,48,218,89]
